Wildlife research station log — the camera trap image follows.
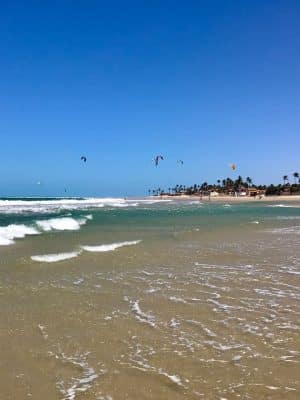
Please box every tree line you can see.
[149,172,300,196]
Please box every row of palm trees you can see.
[283,172,299,185]
[149,172,300,196]
[149,175,255,196]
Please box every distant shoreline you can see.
[150,194,300,203]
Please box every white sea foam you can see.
[38,324,48,340]
[0,224,39,245]
[207,298,238,313]
[170,318,180,328]
[36,217,87,231]
[31,251,81,263]
[268,204,299,208]
[267,226,300,235]
[169,296,188,304]
[0,215,91,246]
[81,240,141,252]
[188,201,203,205]
[157,369,184,387]
[186,320,217,337]
[53,352,100,400]
[0,197,122,213]
[130,300,156,327]
[73,278,84,285]
[276,216,300,220]
[0,197,173,214]
[142,270,155,276]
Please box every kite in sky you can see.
[154,155,164,167]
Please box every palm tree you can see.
[237,175,243,185]
[246,177,252,187]
[293,172,299,184]
[226,177,233,187]
[283,175,288,185]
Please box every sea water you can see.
[0,197,299,399]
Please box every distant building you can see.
[281,187,291,195]
[247,188,265,197]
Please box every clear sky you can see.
[1,0,299,197]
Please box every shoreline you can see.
[150,194,300,203]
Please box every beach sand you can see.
[155,194,300,203]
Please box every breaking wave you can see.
[31,251,81,263]
[0,197,172,214]
[0,224,39,245]
[81,240,141,252]
[30,240,142,262]
[36,217,87,231]
[0,215,91,246]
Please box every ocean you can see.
[0,197,299,399]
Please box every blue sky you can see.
[1,1,299,196]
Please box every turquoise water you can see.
[1,197,300,228]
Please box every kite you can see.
[154,155,164,167]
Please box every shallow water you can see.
[0,198,299,399]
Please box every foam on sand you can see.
[31,251,81,263]
[36,217,87,231]
[81,240,141,252]
[0,224,39,246]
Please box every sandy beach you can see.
[154,194,300,203]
